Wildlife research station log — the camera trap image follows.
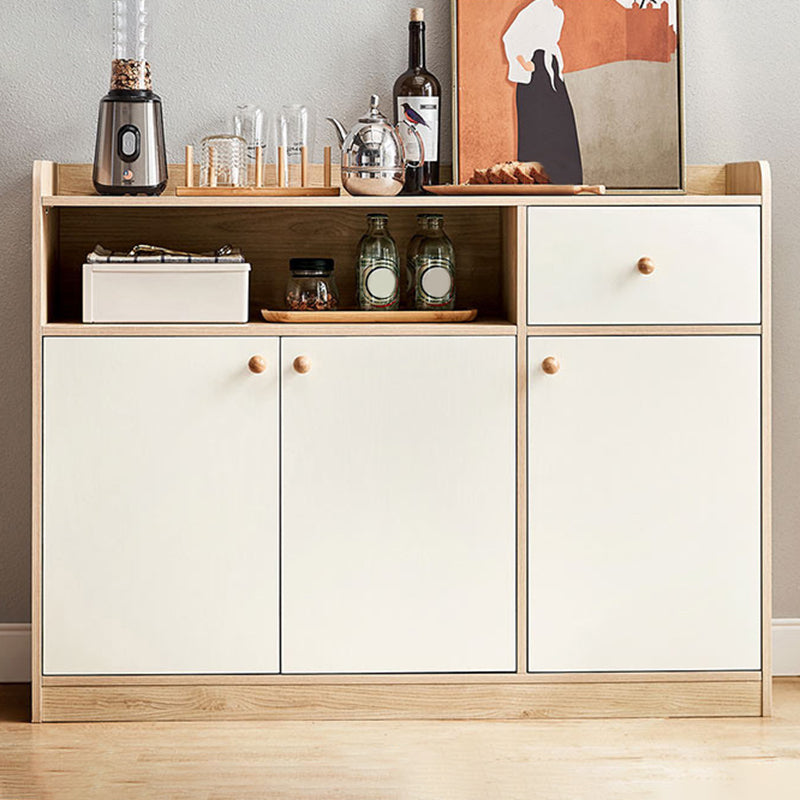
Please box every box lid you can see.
[84,262,251,273]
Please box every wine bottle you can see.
[393,7,441,194]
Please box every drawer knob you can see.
[293,356,312,374]
[248,356,267,374]
[637,257,656,276]
[542,357,561,375]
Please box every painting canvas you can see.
[454,0,684,190]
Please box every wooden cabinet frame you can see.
[30,161,771,722]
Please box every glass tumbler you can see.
[277,105,314,186]
[200,135,247,188]
[233,104,266,186]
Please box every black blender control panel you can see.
[117,124,141,163]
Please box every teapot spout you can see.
[327,118,347,148]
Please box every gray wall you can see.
[0,1,796,622]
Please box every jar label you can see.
[397,97,440,162]
[359,258,400,309]
[416,258,455,308]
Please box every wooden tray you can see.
[262,309,479,324]
[425,184,606,196]
[176,187,341,197]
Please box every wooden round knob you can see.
[248,356,267,374]
[293,356,312,375]
[637,257,656,276]
[542,357,560,375]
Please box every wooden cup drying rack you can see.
[177,144,340,198]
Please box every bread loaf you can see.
[467,161,552,186]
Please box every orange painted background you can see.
[456,0,678,180]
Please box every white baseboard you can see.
[1,621,799,681]
[772,619,800,677]
[0,624,31,682]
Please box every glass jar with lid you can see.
[286,259,339,311]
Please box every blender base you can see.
[93,91,168,196]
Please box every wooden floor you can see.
[2,680,800,799]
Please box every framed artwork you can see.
[452,0,685,191]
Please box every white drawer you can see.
[528,206,762,325]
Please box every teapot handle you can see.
[398,121,425,169]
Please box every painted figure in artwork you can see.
[485,0,678,187]
[502,0,583,183]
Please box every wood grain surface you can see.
[261,309,479,323]
[56,206,504,323]
[39,680,762,722]
[4,681,800,800]
[426,185,607,196]
[49,164,742,202]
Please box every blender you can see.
[93,0,168,195]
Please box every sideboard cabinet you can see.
[31,161,771,721]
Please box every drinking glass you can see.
[200,135,247,188]
[233,104,266,186]
[277,105,315,186]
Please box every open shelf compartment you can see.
[40,203,521,328]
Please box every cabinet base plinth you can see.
[39,680,764,722]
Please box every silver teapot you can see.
[328,95,424,197]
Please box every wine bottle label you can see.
[397,97,440,162]
[359,258,400,310]
[415,256,455,308]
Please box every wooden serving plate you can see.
[425,184,606,196]
[262,309,479,324]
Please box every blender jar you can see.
[111,0,153,91]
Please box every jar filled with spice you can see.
[286,259,339,311]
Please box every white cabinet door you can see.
[528,336,762,673]
[282,337,517,674]
[44,337,280,675]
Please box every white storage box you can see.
[82,261,251,323]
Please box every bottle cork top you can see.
[410,8,424,22]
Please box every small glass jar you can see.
[286,259,339,311]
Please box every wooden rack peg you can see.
[324,146,332,188]
[301,146,309,188]
[255,147,263,188]
[208,146,217,187]
[278,146,287,188]
[185,145,194,188]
